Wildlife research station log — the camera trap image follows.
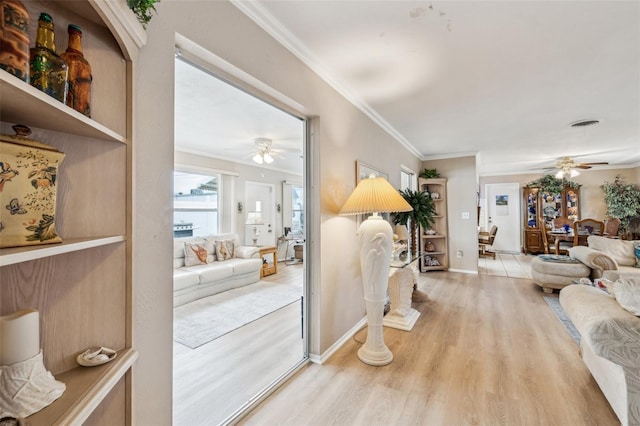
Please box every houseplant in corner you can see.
[393,189,436,255]
[128,0,160,28]
[601,175,640,239]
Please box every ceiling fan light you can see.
[570,169,580,178]
[253,153,264,164]
[263,152,274,164]
[555,170,564,179]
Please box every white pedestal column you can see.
[357,215,393,366]
[383,268,420,331]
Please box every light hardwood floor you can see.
[240,270,618,425]
[173,262,305,426]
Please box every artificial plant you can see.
[393,189,436,254]
[128,0,160,28]
[525,174,580,194]
[601,175,640,236]
[419,168,441,179]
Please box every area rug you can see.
[174,281,302,349]
[543,295,581,346]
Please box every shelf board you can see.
[26,348,138,426]
[0,71,125,143]
[0,236,125,267]
[422,234,446,239]
[424,251,446,256]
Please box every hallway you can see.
[478,252,533,279]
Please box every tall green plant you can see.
[393,189,436,253]
[601,176,640,235]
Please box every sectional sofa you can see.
[173,233,262,307]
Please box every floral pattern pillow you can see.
[215,239,235,261]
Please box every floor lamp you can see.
[339,174,413,365]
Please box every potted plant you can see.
[128,0,160,28]
[601,175,640,238]
[419,168,441,179]
[526,174,580,194]
[393,189,436,254]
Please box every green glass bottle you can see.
[29,12,67,102]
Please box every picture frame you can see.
[355,160,390,227]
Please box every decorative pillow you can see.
[634,242,640,268]
[611,278,640,316]
[184,241,214,266]
[215,239,235,261]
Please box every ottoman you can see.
[531,255,590,293]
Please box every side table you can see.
[259,246,278,278]
[383,254,421,331]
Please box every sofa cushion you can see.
[188,262,234,283]
[173,269,200,291]
[634,242,640,267]
[569,246,618,275]
[214,239,235,260]
[588,236,636,266]
[226,258,263,275]
[184,240,215,266]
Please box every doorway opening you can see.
[172,44,308,425]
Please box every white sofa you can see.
[560,282,640,426]
[173,233,262,307]
[569,236,640,281]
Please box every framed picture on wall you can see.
[355,160,390,227]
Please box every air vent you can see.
[570,119,600,128]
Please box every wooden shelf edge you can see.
[422,235,446,239]
[26,348,138,426]
[0,72,126,143]
[0,236,125,267]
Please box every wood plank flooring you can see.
[173,262,304,426]
[240,270,618,425]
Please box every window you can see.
[173,171,220,237]
[291,185,304,235]
[400,167,416,191]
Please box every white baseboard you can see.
[309,317,367,364]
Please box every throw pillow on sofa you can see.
[184,240,215,266]
[635,242,640,268]
[609,278,640,316]
[215,239,235,261]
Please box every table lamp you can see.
[339,174,412,365]
[246,211,264,246]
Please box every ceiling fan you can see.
[248,137,301,165]
[552,156,609,178]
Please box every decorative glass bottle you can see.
[61,24,91,117]
[29,12,67,102]
[0,0,30,82]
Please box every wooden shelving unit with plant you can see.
[418,177,449,271]
[0,1,145,423]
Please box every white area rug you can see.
[174,281,302,349]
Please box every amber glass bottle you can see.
[29,12,67,102]
[61,24,91,117]
[0,0,30,82]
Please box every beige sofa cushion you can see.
[588,236,636,266]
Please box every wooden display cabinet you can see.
[418,178,448,271]
[522,185,580,254]
[0,1,145,424]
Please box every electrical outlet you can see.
[456,250,463,258]
[461,211,470,220]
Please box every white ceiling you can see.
[176,1,640,177]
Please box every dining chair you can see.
[553,216,573,232]
[573,218,605,247]
[604,218,621,238]
[478,225,498,259]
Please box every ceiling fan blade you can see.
[574,165,592,169]
[578,162,609,166]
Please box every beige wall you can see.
[480,167,639,221]
[422,156,479,273]
[133,1,421,423]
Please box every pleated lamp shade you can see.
[339,175,412,215]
